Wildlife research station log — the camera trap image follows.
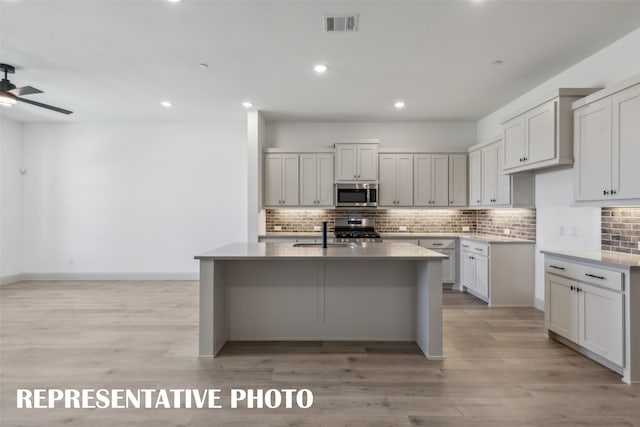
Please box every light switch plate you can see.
[462,226,470,232]
[274,225,282,231]
[313,225,322,232]
[399,226,407,232]
[503,228,511,235]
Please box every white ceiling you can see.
[1,0,639,124]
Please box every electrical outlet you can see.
[503,229,511,235]
[399,226,407,232]
[313,225,321,232]
[274,225,282,231]
[462,226,470,232]
[637,241,640,250]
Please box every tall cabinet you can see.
[573,76,640,203]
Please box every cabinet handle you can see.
[603,190,609,195]
[549,265,565,271]
[577,287,582,293]
[570,285,575,291]
[432,243,443,246]
[585,273,606,280]
[475,247,484,251]
[476,200,480,203]
[462,244,470,248]
[611,189,617,195]
[450,201,454,204]
[469,256,474,260]
[524,157,527,161]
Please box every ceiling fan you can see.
[0,63,73,115]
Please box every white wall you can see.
[477,28,640,305]
[0,117,25,283]
[266,121,476,152]
[21,122,247,277]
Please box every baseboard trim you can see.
[533,297,544,312]
[12,272,198,282]
[0,274,24,286]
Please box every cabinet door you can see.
[448,154,467,206]
[574,99,612,201]
[432,155,449,206]
[468,150,482,206]
[441,249,456,284]
[547,274,578,342]
[282,154,299,206]
[396,154,414,206]
[264,154,283,206]
[299,154,317,206]
[460,250,475,290]
[414,155,433,206]
[481,145,497,205]
[378,154,397,206]
[526,100,557,165]
[474,255,489,299]
[612,83,640,200]
[335,144,358,181]
[495,143,511,206]
[357,144,378,180]
[503,116,526,170]
[316,154,334,206]
[578,282,624,366]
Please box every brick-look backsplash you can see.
[476,209,537,241]
[266,208,536,239]
[601,207,640,255]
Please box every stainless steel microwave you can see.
[335,183,378,207]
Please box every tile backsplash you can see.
[266,208,536,240]
[602,207,640,255]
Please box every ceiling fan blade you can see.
[9,86,43,96]
[16,96,73,115]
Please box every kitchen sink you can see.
[292,243,358,248]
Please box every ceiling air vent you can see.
[324,14,358,32]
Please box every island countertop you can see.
[195,242,448,261]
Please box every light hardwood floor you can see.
[1,281,639,426]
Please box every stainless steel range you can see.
[334,218,382,243]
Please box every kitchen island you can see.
[195,242,447,359]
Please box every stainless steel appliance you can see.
[334,218,382,243]
[335,183,377,208]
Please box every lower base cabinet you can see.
[459,238,534,306]
[545,256,625,369]
[419,239,457,285]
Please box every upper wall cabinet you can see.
[448,154,468,207]
[300,153,334,207]
[335,143,378,182]
[264,153,299,207]
[378,152,467,208]
[573,75,640,203]
[414,154,449,207]
[379,154,414,206]
[501,89,599,174]
[468,139,535,208]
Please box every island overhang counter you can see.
[195,242,447,359]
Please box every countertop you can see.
[196,242,448,261]
[260,232,535,244]
[541,250,640,270]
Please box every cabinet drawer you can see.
[545,258,623,292]
[419,239,456,249]
[460,240,489,256]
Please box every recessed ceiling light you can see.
[314,64,328,73]
[492,60,503,66]
[161,101,173,108]
[199,63,208,69]
[242,101,254,108]
[394,101,406,109]
[167,0,181,3]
